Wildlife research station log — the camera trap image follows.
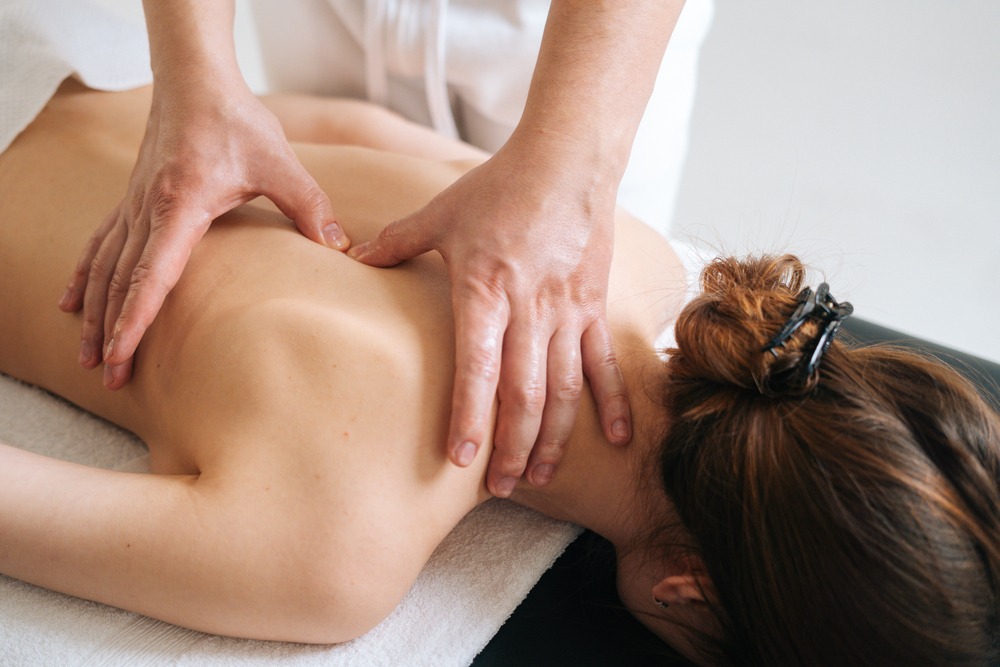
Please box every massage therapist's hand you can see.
[58,60,348,390]
[349,139,631,498]
[351,0,682,495]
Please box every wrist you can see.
[506,0,685,198]
[143,0,242,88]
[504,121,624,206]
[151,61,248,112]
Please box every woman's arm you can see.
[0,442,392,643]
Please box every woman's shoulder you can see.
[608,208,689,346]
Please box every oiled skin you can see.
[0,84,683,643]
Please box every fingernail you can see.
[104,337,116,362]
[612,418,629,440]
[347,241,368,259]
[455,441,477,466]
[103,364,114,387]
[532,464,555,486]
[496,477,517,498]
[79,340,93,365]
[58,288,73,309]
[322,222,347,249]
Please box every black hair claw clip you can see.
[762,283,853,375]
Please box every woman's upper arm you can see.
[0,441,400,643]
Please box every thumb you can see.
[264,163,350,251]
[348,208,439,268]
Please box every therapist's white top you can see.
[249,0,715,236]
[0,0,713,237]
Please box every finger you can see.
[104,210,210,367]
[262,157,350,251]
[60,207,119,313]
[103,222,151,359]
[581,318,631,446]
[490,319,547,498]
[348,207,439,268]
[525,328,583,487]
[79,219,129,369]
[446,288,507,473]
[102,354,134,392]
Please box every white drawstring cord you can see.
[363,0,457,138]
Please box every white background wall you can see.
[674,0,999,363]
[91,0,1000,363]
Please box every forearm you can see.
[0,444,351,642]
[513,0,686,184]
[142,0,242,85]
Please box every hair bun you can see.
[669,254,829,397]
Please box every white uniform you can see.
[248,0,714,236]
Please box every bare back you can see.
[0,83,685,641]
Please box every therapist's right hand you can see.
[58,77,350,389]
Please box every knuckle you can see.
[455,270,510,310]
[377,221,402,246]
[506,383,546,413]
[376,226,411,263]
[149,184,182,222]
[107,268,132,298]
[462,345,500,383]
[128,259,170,296]
[125,189,145,222]
[72,259,91,282]
[606,386,629,403]
[81,312,103,333]
[86,255,114,285]
[299,186,330,217]
[553,376,583,404]
[536,438,567,459]
[146,167,203,224]
[493,447,530,473]
[594,348,619,370]
[81,234,105,263]
[367,223,411,264]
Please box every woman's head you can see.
[651,254,1000,666]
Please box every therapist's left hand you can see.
[348,141,631,498]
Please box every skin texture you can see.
[0,84,702,650]
[62,0,688,498]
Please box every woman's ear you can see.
[652,566,713,606]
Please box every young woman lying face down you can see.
[1,81,999,667]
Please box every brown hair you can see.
[656,254,1000,666]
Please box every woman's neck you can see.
[508,343,666,549]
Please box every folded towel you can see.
[0,373,580,666]
[0,0,153,155]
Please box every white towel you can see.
[0,0,153,155]
[0,373,580,666]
